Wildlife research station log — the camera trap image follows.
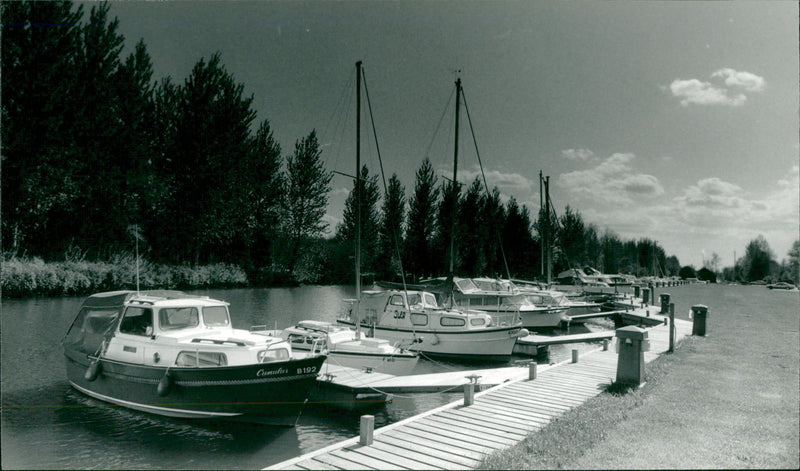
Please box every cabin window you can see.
[258,348,289,363]
[440,317,466,327]
[389,295,405,307]
[203,306,230,327]
[423,294,438,307]
[411,313,428,326]
[470,318,486,326]
[287,334,319,346]
[159,307,199,330]
[528,296,543,304]
[119,307,154,336]
[407,294,422,306]
[175,351,228,367]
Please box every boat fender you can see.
[518,328,530,338]
[84,360,102,382]
[157,372,173,397]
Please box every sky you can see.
[103,0,799,269]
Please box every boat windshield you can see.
[159,307,199,330]
[203,306,230,327]
[455,279,478,292]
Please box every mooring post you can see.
[571,348,579,363]
[529,361,537,380]
[669,302,675,352]
[615,325,650,386]
[650,283,656,306]
[463,383,474,406]
[359,415,374,446]
[603,339,609,351]
[660,293,671,314]
[691,304,708,336]
[642,288,650,305]
[634,285,641,299]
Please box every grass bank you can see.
[1,255,248,298]
[481,284,799,469]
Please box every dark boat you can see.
[62,290,326,426]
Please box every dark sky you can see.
[103,0,799,267]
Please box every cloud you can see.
[669,79,746,107]
[711,68,766,92]
[561,148,596,162]
[557,153,664,204]
[668,68,764,107]
[455,165,535,193]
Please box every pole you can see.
[545,176,552,286]
[540,171,544,277]
[449,78,461,277]
[355,61,362,339]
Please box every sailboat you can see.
[340,77,529,360]
[281,62,418,376]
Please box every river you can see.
[1,283,707,469]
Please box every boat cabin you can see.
[63,291,292,368]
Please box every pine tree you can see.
[405,158,439,279]
[377,174,406,281]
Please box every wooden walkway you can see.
[266,316,693,470]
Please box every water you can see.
[2,285,625,469]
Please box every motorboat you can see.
[278,319,419,375]
[419,277,567,329]
[338,289,529,361]
[511,279,603,324]
[62,290,326,426]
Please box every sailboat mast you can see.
[355,60,362,338]
[450,78,461,277]
[539,171,544,277]
[545,176,552,286]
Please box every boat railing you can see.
[489,311,522,327]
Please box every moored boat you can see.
[62,290,326,426]
[338,289,528,361]
[279,319,419,375]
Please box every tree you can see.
[782,240,800,284]
[433,180,460,275]
[336,165,381,280]
[697,267,717,283]
[458,178,488,277]
[703,252,721,274]
[405,158,439,279]
[679,265,696,279]
[741,235,775,282]
[283,130,332,274]
[503,197,537,278]
[480,186,506,277]
[376,174,406,281]
[556,206,586,272]
[665,255,681,277]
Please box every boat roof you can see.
[81,290,225,308]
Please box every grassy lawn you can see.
[481,284,799,469]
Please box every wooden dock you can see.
[266,313,693,470]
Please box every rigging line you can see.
[322,68,356,174]
[361,66,410,295]
[424,85,456,162]
[460,87,512,281]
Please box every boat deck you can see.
[266,312,693,470]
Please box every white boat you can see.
[279,319,418,375]
[510,279,603,324]
[338,289,528,361]
[421,277,567,329]
[62,290,325,426]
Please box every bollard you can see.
[603,339,609,351]
[669,303,675,352]
[571,349,579,363]
[650,283,656,305]
[615,326,650,386]
[529,361,537,380]
[691,304,708,336]
[642,288,650,305]
[634,285,641,298]
[359,415,374,446]
[463,383,474,406]
[660,293,671,314]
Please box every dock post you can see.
[529,361,537,380]
[691,305,708,336]
[660,293,670,314]
[463,383,474,406]
[614,326,650,386]
[669,303,675,352]
[650,283,656,305]
[603,339,609,351]
[634,285,641,298]
[642,288,650,305]
[359,415,374,446]
[571,348,579,363]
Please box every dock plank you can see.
[293,458,341,470]
[380,430,484,465]
[393,423,497,455]
[422,414,528,443]
[441,407,539,431]
[313,452,376,470]
[329,449,407,470]
[412,416,521,446]
[367,440,468,470]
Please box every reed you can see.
[1,255,248,297]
